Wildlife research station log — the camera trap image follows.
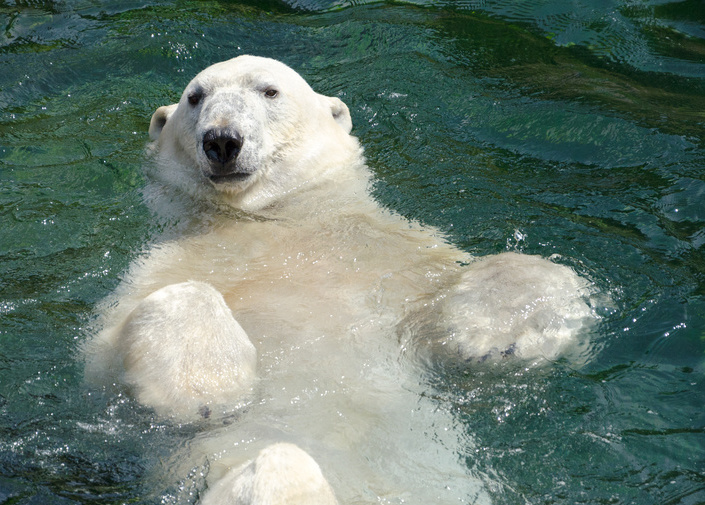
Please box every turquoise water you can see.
[1,0,704,503]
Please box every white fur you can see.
[199,443,338,505]
[114,281,256,418]
[84,55,598,504]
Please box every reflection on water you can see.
[0,0,704,504]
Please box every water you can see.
[1,0,704,503]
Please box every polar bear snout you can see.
[203,128,243,165]
[202,127,249,182]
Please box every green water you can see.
[1,0,704,503]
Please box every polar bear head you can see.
[146,55,364,211]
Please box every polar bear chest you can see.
[133,214,463,355]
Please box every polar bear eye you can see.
[264,88,279,99]
[187,88,204,107]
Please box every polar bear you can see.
[83,55,596,504]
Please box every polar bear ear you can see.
[326,96,353,134]
[149,104,178,141]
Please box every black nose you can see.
[202,129,243,166]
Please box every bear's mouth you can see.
[208,172,252,184]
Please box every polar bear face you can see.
[147,55,362,210]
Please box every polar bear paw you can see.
[200,443,338,505]
[116,281,257,419]
[401,252,596,365]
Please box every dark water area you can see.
[1,0,704,503]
